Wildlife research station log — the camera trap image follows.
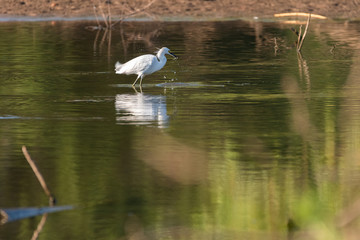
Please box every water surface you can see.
[0,20,360,239]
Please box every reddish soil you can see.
[1,0,360,20]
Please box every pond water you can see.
[1,19,360,239]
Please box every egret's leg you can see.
[132,75,140,86]
[139,75,144,87]
[131,85,139,93]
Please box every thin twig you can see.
[298,13,311,52]
[297,25,302,51]
[22,146,55,206]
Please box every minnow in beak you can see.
[168,51,178,60]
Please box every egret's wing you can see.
[115,61,123,72]
[121,55,156,75]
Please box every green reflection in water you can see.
[0,20,359,239]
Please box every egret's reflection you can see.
[115,93,169,127]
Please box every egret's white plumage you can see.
[115,47,177,88]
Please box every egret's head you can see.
[159,47,178,59]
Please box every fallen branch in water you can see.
[297,14,311,52]
[22,146,56,206]
[290,13,311,53]
[0,146,73,237]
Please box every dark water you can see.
[0,19,360,239]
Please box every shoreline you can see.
[1,1,360,22]
[0,15,351,24]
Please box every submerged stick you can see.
[22,146,55,205]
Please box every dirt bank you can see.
[1,0,360,20]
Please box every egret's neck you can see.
[156,50,167,62]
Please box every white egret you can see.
[115,47,178,88]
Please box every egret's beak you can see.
[169,52,178,60]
